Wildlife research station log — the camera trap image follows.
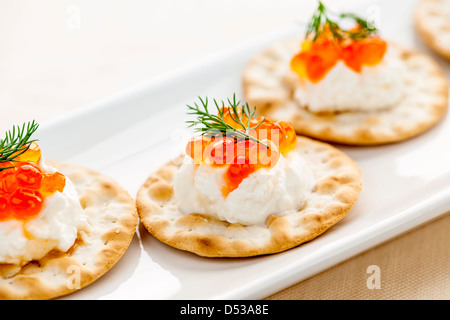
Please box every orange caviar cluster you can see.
[0,143,66,221]
[186,109,297,197]
[291,27,387,83]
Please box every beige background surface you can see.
[1,0,449,299]
[266,213,450,300]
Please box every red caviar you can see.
[291,27,387,83]
[185,110,296,197]
[0,143,66,221]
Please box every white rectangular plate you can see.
[36,0,450,299]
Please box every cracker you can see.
[136,137,362,258]
[415,0,450,60]
[0,162,138,300]
[242,38,449,145]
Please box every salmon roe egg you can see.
[186,135,214,164]
[291,38,341,83]
[15,142,41,163]
[10,188,43,220]
[0,195,9,220]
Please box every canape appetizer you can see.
[0,121,138,300]
[243,1,448,145]
[136,96,362,257]
[415,0,450,60]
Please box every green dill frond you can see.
[0,120,39,171]
[306,1,378,42]
[186,94,269,148]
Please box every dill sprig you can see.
[305,1,378,42]
[0,120,39,171]
[186,95,269,148]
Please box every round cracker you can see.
[415,0,450,60]
[0,162,138,300]
[136,136,362,258]
[242,38,449,145]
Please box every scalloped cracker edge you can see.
[415,0,450,60]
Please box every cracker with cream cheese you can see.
[415,0,450,60]
[242,39,448,145]
[0,162,138,300]
[136,136,362,258]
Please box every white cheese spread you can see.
[174,151,315,226]
[0,159,86,265]
[293,45,405,113]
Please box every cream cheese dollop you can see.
[0,159,87,266]
[293,45,406,113]
[174,151,315,226]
